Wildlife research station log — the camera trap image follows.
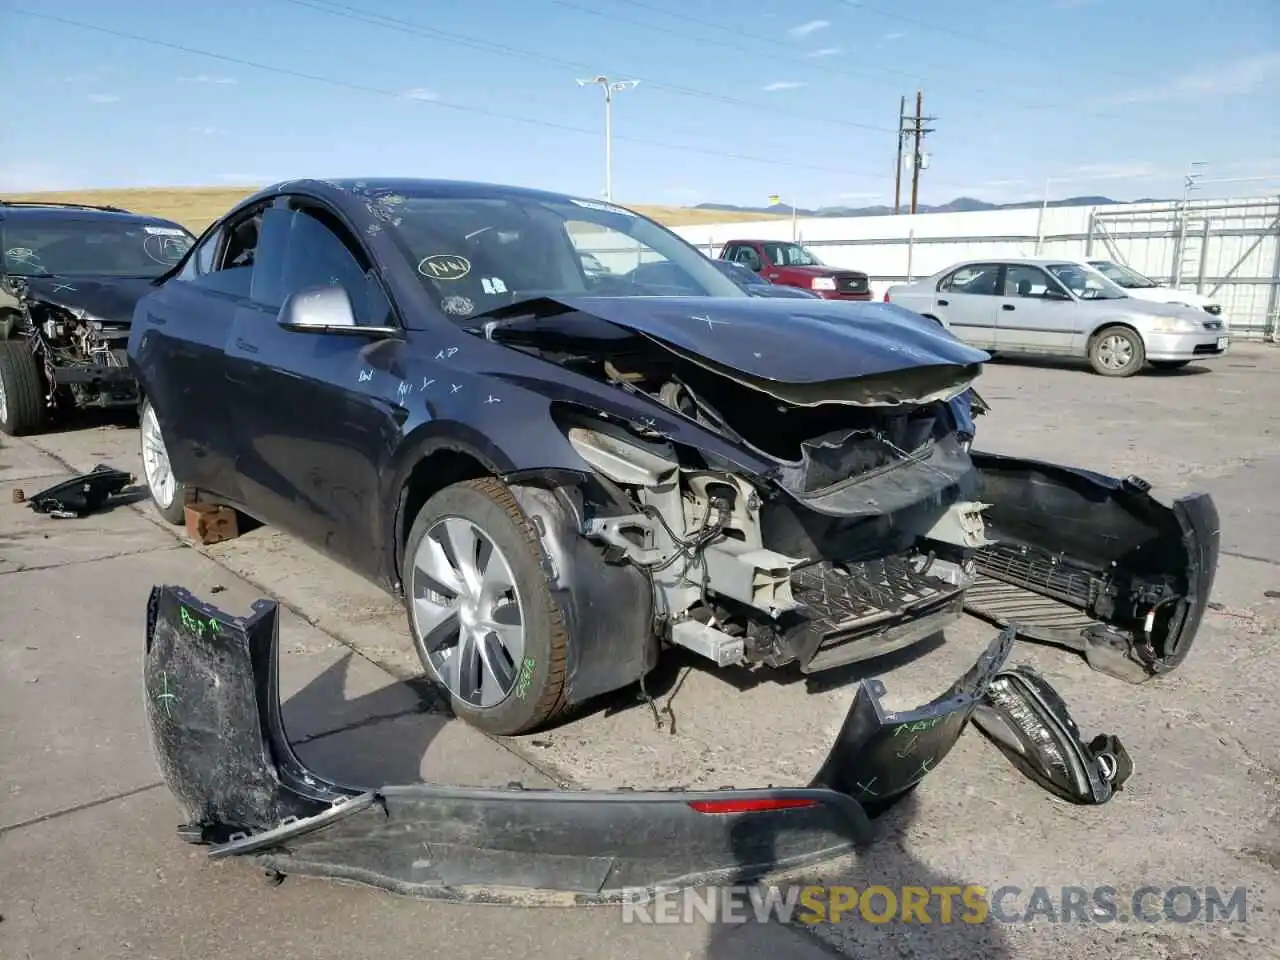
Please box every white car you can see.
[883,257,1229,377]
[1085,259,1224,321]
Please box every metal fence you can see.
[673,198,1280,340]
[1085,199,1280,340]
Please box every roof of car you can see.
[0,200,190,231]
[243,177,630,210]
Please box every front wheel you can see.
[139,397,189,524]
[0,340,48,436]
[1089,325,1145,377]
[403,477,570,736]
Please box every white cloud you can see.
[401,87,440,101]
[883,32,906,41]
[178,74,237,85]
[805,47,841,58]
[789,20,829,38]
[1109,52,1280,105]
[87,93,121,104]
[762,81,807,92]
[189,125,223,136]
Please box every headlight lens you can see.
[1147,316,1200,333]
[811,277,837,290]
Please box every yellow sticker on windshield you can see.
[418,255,471,281]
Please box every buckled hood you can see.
[21,276,155,325]
[526,295,990,385]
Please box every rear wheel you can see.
[0,340,48,436]
[1089,325,1145,377]
[139,397,189,524]
[404,477,569,736]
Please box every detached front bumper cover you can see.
[144,584,1014,902]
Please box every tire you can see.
[1088,325,1145,377]
[403,477,569,736]
[1150,360,1191,371]
[139,397,189,524]
[0,340,48,436]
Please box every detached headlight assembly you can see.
[970,666,1132,805]
[810,276,837,291]
[1147,315,1200,333]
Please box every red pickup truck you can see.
[717,239,872,300]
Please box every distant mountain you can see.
[692,195,1171,218]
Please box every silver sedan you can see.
[884,257,1230,377]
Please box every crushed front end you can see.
[478,295,1217,686]
[2,277,139,412]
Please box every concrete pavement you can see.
[3,343,1280,958]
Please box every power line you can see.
[561,0,1130,120]
[279,0,894,135]
[4,7,901,181]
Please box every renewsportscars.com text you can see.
[619,884,1250,926]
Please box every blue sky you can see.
[2,0,1277,207]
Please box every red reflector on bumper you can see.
[688,797,820,814]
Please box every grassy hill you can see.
[0,186,784,233]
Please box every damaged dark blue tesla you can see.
[128,177,1218,902]
[128,178,1218,741]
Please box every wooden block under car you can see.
[184,503,239,545]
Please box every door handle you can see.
[234,337,259,353]
[1002,304,1016,311]
[936,299,949,306]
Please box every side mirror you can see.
[1043,287,1072,300]
[277,284,396,338]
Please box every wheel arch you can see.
[1087,318,1144,349]
[387,427,511,592]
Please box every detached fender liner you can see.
[144,585,1015,902]
[964,451,1220,682]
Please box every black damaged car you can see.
[127,178,1219,736]
[0,200,195,435]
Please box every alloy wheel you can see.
[0,373,8,425]
[141,404,176,509]
[410,516,526,708]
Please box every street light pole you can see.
[576,75,639,201]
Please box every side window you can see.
[733,245,762,270]
[939,264,1000,296]
[178,207,263,297]
[1003,264,1055,298]
[254,204,393,327]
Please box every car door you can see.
[992,264,1080,355]
[131,201,268,500]
[222,198,405,580]
[930,263,1001,348]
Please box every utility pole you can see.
[893,94,906,215]
[905,89,935,215]
[576,76,640,201]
